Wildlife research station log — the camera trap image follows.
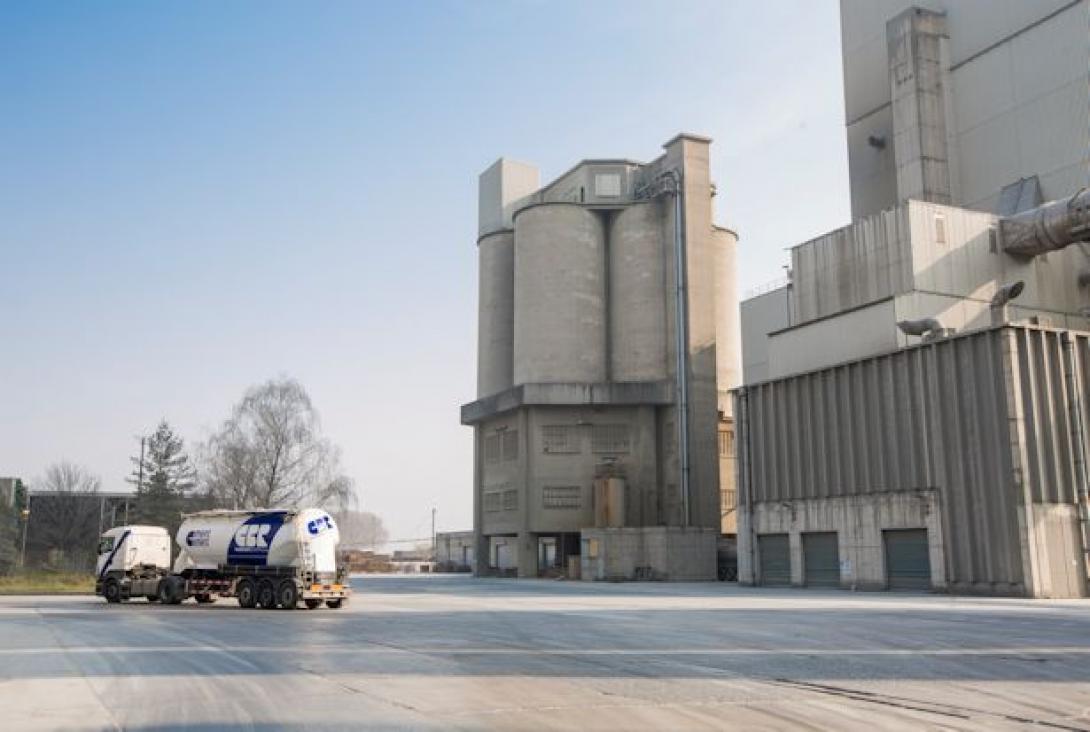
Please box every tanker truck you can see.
[94,508,350,609]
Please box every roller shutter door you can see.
[758,534,791,585]
[883,529,931,590]
[803,532,840,587]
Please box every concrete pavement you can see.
[1,575,1089,730]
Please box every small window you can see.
[502,431,519,462]
[543,486,582,509]
[542,425,579,454]
[720,489,736,510]
[594,173,622,197]
[718,431,735,457]
[484,434,502,464]
[934,214,946,246]
[483,491,502,512]
[592,424,630,454]
[502,489,518,511]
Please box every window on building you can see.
[934,214,946,246]
[502,430,519,462]
[484,434,502,464]
[483,491,502,512]
[502,489,518,511]
[718,430,735,458]
[542,425,579,453]
[721,489,736,511]
[591,424,630,453]
[543,485,582,509]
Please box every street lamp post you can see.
[18,493,30,570]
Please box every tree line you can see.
[2,376,388,574]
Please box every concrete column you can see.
[887,8,952,205]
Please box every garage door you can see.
[883,529,931,590]
[803,532,840,587]
[758,534,791,586]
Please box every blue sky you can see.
[0,1,849,544]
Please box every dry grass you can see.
[0,570,95,594]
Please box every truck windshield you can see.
[97,536,115,554]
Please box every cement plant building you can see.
[461,134,740,579]
[737,0,1090,597]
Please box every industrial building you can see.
[461,133,740,579]
[736,0,1090,597]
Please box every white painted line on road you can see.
[0,645,1087,657]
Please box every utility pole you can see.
[18,492,30,570]
[136,436,146,495]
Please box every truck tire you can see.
[257,579,277,609]
[277,580,299,610]
[325,598,345,609]
[304,599,322,610]
[146,595,159,603]
[236,579,257,608]
[103,578,123,604]
[158,576,184,605]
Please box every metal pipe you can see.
[1060,331,1090,583]
[663,170,691,527]
[737,387,756,584]
[1001,188,1090,257]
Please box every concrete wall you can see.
[842,0,1090,217]
[739,491,945,591]
[580,527,718,581]
[741,286,791,384]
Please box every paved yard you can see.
[1,575,1089,730]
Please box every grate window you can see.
[542,425,579,454]
[543,486,582,509]
[718,431,735,457]
[502,430,519,462]
[502,489,518,511]
[591,424,630,453]
[484,434,502,464]
[483,491,502,512]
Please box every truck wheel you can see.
[277,580,299,610]
[146,595,159,603]
[158,577,184,605]
[103,579,122,604]
[257,580,277,609]
[236,579,257,609]
[325,598,345,609]
[304,599,322,610]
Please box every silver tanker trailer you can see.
[94,508,350,609]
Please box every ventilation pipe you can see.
[659,169,691,527]
[1001,188,1090,257]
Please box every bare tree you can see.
[333,510,389,549]
[202,377,354,511]
[28,462,102,571]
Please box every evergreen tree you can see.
[0,498,19,574]
[129,420,196,536]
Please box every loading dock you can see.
[758,534,790,585]
[803,532,840,587]
[883,529,931,590]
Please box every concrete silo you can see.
[463,135,739,581]
[712,226,740,404]
[513,203,607,385]
[610,202,668,382]
[476,230,515,397]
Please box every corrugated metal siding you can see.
[738,326,1089,589]
[791,206,912,324]
[1011,328,1085,504]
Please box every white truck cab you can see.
[95,526,171,601]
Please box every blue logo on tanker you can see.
[227,513,287,566]
[307,514,335,536]
[186,529,211,547]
